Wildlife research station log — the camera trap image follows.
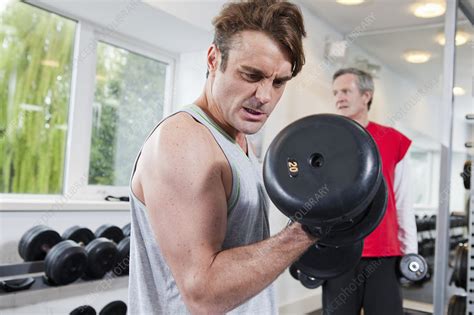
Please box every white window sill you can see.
[0,199,130,211]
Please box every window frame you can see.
[0,3,177,210]
[65,24,175,202]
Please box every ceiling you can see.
[300,0,447,34]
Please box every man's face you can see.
[332,73,371,119]
[208,30,293,135]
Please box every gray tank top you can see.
[128,104,276,314]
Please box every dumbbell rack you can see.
[466,113,473,314]
[0,261,128,295]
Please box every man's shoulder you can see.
[160,112,214,144]
[144,112,218,161]
[368,121,408,139]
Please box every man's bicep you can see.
[140,128,229,285]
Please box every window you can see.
[0,2,174,206]
[89,42,168,187]
[0,1,76,194]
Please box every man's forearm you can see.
[184,223,315,314]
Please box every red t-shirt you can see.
[362,122,411,257]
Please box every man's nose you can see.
[335,93,345,102]
[255,81,272,104]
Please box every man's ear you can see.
[363,90,373,106]
[207,44,220,75]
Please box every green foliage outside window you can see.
[0,1,75,194]
[0,2,167,194]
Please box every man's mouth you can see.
[243,107,264,115]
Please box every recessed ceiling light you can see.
[436,31,470,46]
[412,1,446,18]
[403,50,432,64]
[336,0,365,5]
[453,86,465,96]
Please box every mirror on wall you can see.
[300,0,472,308]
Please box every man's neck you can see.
[350,113,369,128]
[194,90,239,139]
[193,90,248,154]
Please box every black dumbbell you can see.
[460,160,471,190]
[95,224,129,276]
[417,215,428,231]
[95,224,124,244]
[289,264,325,289]
[450,243,467,290]
[448,295,466,315]
[428,215,436,230]
[63,226,96,246]
[60,225,119,280]
[398,253,429,285]
[99,300,127,315]
[289,241,362,289]
[18,225,87,286]
[122,223,131,237]
[70,305,96,315]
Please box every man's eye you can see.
[273,80,285,88]
[243,73,261,81]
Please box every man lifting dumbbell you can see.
[128,1,316,313]
[321,68,418,315]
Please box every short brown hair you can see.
[212,0,306,77]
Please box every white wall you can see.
[173,50,208,109]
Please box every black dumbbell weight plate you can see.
[19,225,62,261]
[113,237,130,276]
[289,264,299,280]
[294,240,363,280]
[461,160,471,190]
[44,240,88,285]
[0,278,35,292]
[70,305,97,315]
[63,226,95,246]
[122,223,131,237]
[95,225,124,244]
[263,114,383,227]
[448,295,466,315]
[83,238,118,279]
[99,300,127,315]
[319,179,387,246]
[452,243,467,289]
[298,271,325,289]
[399,254,428,282]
